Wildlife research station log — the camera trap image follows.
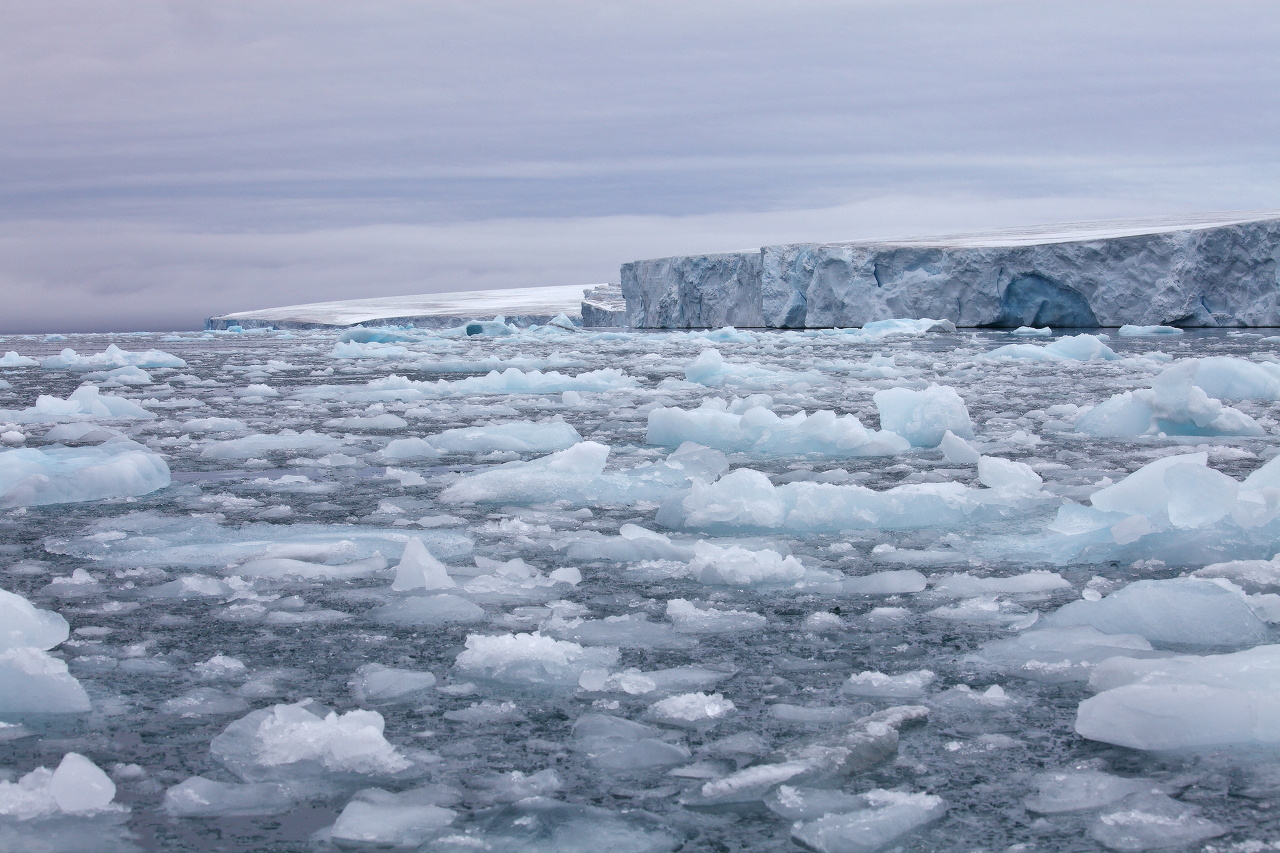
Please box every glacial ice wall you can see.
[622,214,1280,328]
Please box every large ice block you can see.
[622,214,1280,328]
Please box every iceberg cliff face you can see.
[622,252,764,329]
[622,214,1280,328]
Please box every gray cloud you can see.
[2,0,1279,331]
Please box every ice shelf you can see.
[622,213,1280,328]
[205,284,621,330]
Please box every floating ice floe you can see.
[1118,324,1184,336]
[0,351,38,367]
[331,340,410,358]
[683,348,824,388]
[570,713,691,771]
[790,789,947,853]
[200,430,344,460]
[0,753,123,819]
[210,700,414,781]
[657,453,1048,533]
[842,669,936,699]
[296,368,637,403]
[645,691,735,726]
[1023,768,1165,814]
[0,590,90,715]
[986,333,1120,362]
[39,344,185,370]
[1018,451,1280,565]
[688,706,927,805]
[440,441,727,506]
[0,440,169,507]
[1076,644,1280,749]
[665,599,766,634]
[411,421,583,454]
[647,398,908,456]
[0,385,154,423]
[163,777,297,817]
[1088,792,1224,851]
[1040,577,1268,650]
[324,787,456,847]
[47,512,473,570]
[350,663,437,706]
[1076,360,1267,437]
[967,626,1164,684]
[872,384,974,447]
[428,797,681,853]
[454,632,619,688]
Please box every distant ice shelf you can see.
[622,212,1280,329]
[205,284,626,330]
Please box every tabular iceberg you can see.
[623,213,1280,328]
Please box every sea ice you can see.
[0,753,121,819]
[0,647,92,714]
[440,441,727,506]
[1023,769,1162,814]
[570,713,691,771]
[1076,361,1265,437]
[368,594,487,626]
[350,663,437,705]
[39,344,185,370]
[428,797,681,853]
[647,400,908,456]
[645,692,735,726]
[872,385,974,447]
[665,599,767,633]
[659,458,1049,533]
[422,421,583,453]
[327,789,456,846]
[1089,792,1224,851]
[454,632,619,688]
[163,777,297,817]
[210,700,413,781]
[0,384,154,423]
[968,626,1163,683]
[1076,644,1280,749]
[842,669,936,699]
[0,588,70,650]
[987,333,1120,362]
[790,790,947,853]
[390,537,457,590]
[1042,577,1268,649]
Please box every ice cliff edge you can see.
[621,213,1280,328]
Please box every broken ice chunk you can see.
[454,632,619,688]
[790,789,946,853]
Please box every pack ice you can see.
[7,321,1280,852]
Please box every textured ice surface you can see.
[1076,644,1280,749]
[0,753,121,819]
[4,326,1280,851]
[622,215,1280,328]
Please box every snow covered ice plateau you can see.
[5,321,1280,851]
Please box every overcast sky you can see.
[2,0,1279,332]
